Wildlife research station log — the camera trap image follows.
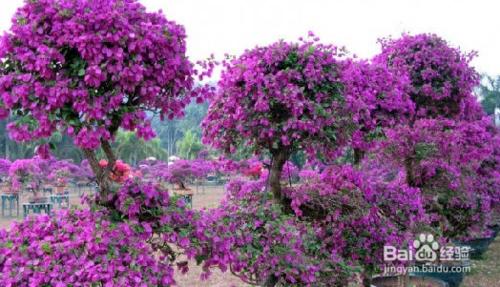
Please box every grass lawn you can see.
[462,235,500,287]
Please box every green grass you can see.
[462,235,500,286]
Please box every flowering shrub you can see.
[0,209,176,286]
[188,165,423,285]
[373,33,479,119]
[283,165,421,280]
[189,178,350,286]
[380,118,498,239]
[152,159,215,189]
[8,158,43,191]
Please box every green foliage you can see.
[478,75,500,115]
[113,131,167,165]
[176,130,203,159]
[152,100,208,157]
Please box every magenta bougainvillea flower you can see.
[0,0,198,149]
[0,209,176,286]
[373,33,480,119]
[202,34,353,159]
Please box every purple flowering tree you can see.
[151,159,214,189]
[373,33,480,120]
[202,34,425,286]
[372,33,500,239]
[342,59,415,163]
[381,118,498,239]
[0,0,199,203]
[202,35,354,211]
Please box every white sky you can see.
[1,0,499,75]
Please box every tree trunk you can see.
[262,274,279,287]
[353,148,365,165]
[82,139,117,206]
[269,149,290,205]
[404,156,416,187]
[100,139,117,166]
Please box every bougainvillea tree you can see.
[0,0,201,203]
[144,159,214,189]
[0,159,11,179]
[380,118,498,239]
[202,34,355,208]
[201,34,430,286]
[373,33,480,120]
[341,60,415,162]
[8,158,43,192]
[372,33,500,239]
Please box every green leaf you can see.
[195,254,208,265]
[41,242,52,254]
[5,241,13,249]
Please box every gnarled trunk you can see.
[262,149,290,287]
[269,149,290,205]
[82,139,117,206]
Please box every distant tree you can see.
[152,101,208,157]
[114,131,167,166]
[176,129,203,159]
[478,75,500,115]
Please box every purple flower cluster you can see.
[0,0,197,149]
[202,34,353,159]
[145,159,215,188]
[115,178,171,222]
[380,118,499,239]
[373,33,480,119]
[342,60,415,151]
[0,209,176,286]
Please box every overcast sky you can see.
[1,0,499,75]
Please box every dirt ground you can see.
[0,185,498,287]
